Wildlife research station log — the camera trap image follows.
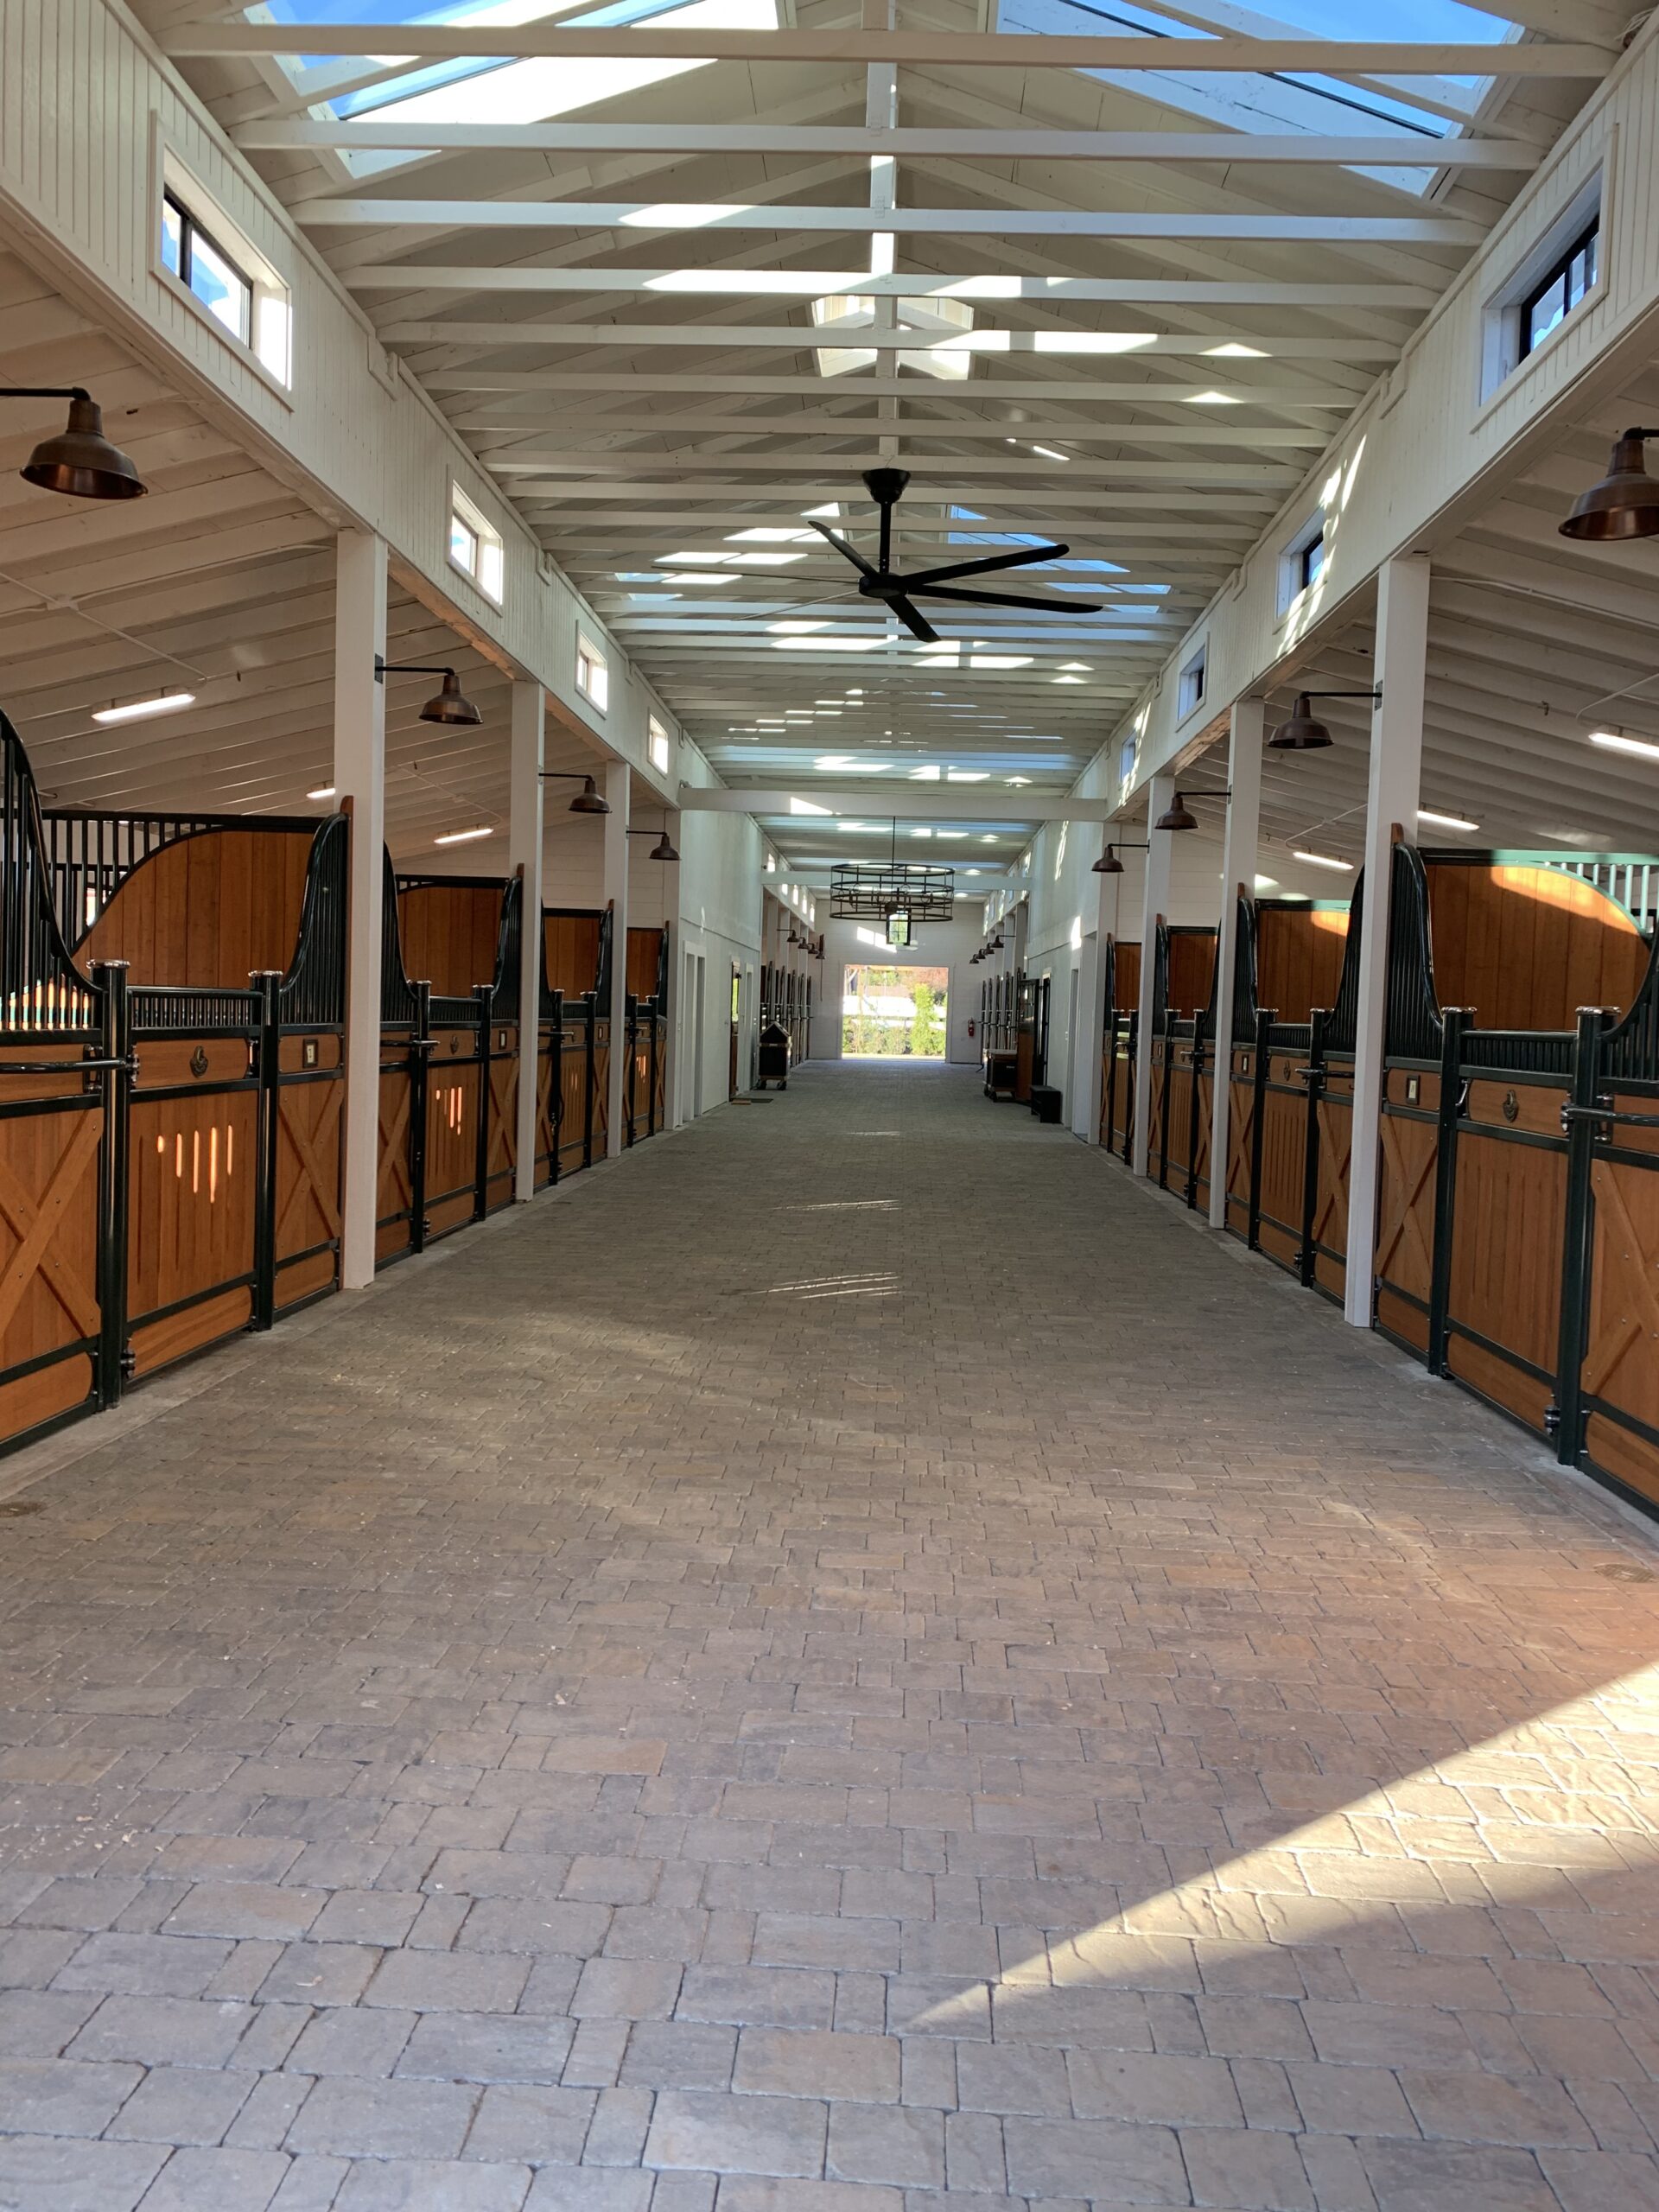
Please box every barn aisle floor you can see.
[3,1060,1659,2212]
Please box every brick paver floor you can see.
[4,1059,1659,2211]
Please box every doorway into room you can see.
[842,965,949,1058]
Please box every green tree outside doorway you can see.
[842,966,950,1058]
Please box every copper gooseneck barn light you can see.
[1560,428,1659,541]
[1154,785,1231,833]
[539,770,611,815]
[626,825,680,861]
[1093,836,1150,875]
[375,659,482,728]
[3,387,147,499]
[1268,690,1380,751]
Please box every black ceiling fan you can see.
[805,466,1102,644]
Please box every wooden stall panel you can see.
[1113,943,1141,1012]
[398,885,504,998]
[1192,1065,1213,1214]
[1160,1044,1193,1192]
[1109,1036,1135,1157]
[377,1047,416,1264]
[1579,1108,1659,1506]
[486,1024,518,1212]
[653,1019,667,1130]
[560,1023,588,1172]
[276,1033,342,1309]
[1145,1046,1167,1181]
[127,1068,258,1376]
[1445,1080,1569,1433]
[592,1022,612,1154]
[425,1035,480,1239]
[1166,933,1216,1017]
[1427,864,1649,1031]
[77,830,312,988]
[0,1084,102,1444]
[1375,1066,1439,1353]
[626,926,664,1001]
[544,912,603,997]
[1309,1064,1353,1300]
[1256,1055,1309,1274]
[534,1033,556,1192]
[1014,1027,1035,1104]
[1224,1050,1255,1238]
[1255,907,1348,1023]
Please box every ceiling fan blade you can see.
[889,594,940,644]
[903,543,1069,588]
[805,516,878,578]
[912,582,1103,613]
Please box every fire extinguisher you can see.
[967,1019,976,1038]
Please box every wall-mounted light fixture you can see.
[375,659,482,727]
[626,825,680,861]
[539,770,611,815]
[1093,837,1150,874]
[1268,689,1380,750]
[2,387,146,500]
[1154,787,1230,833]
[1560,428,1659,542]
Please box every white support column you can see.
[1130,772,1174,1178]
[509,679,543,1202]
[603,757,631,1157]
[1344,551,1430,1325]
[334,529,387,1291]
[1077,851,1119,1144]
[1208,697,1264,1226]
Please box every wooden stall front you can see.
[378,870,521,1267]
[539,906,608,1183]
[1220,897,1356,1291]
[1145,924,1217,1206]
[0,720,347,1456]
[624,922,670,1144]
[1100,937,1141,1157]
[1374,849,1656,1450]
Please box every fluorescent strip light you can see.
[92,692,196,726]
[1590,728,1659,761]
[307,785,337,801]
[434,825,494,846]
[1291,848,1354,872]
[1417,807,1480,832]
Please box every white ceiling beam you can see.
[350,267,1440,308]
[426,370,1351,400]
[474,409,1332,437]
[294,199,1492,245]
[678,785,1121,818]
[175,25,1615,71]
[493,453,1297,478]
[237,120,1544,165]
[381,321,1401,356]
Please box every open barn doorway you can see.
[842,965,949,1059]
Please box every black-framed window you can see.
[1521,219,1599,357]
[1300,529,1326,590]
[161,191,252,345]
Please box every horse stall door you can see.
[1576,1103,1659,1507]
[1445,1077,1571,1436]
[125,1037,259,1377]
[1255,1048,1314,1276]
[275,1032,344,1311]
[376,1034,417,1264]
[1223,1044,1257,1240]
[424,1028,481,1240]
[1308,1056,1353,1301]
[1374,1065,1440,1355]
[591,1021,612,1156]
[486,1021,518,1213]
[0,1052,105,1446]
[534,1026,557,1192]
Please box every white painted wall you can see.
[810,906,988,1065]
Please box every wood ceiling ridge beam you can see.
[382,321,1402,355]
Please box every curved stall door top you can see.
[74,828,314,988]
[396,882,508,998]
[1427,862,1650,1032]
[1255,904,1350,1027]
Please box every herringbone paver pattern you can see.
[3,1059,1659,2212]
